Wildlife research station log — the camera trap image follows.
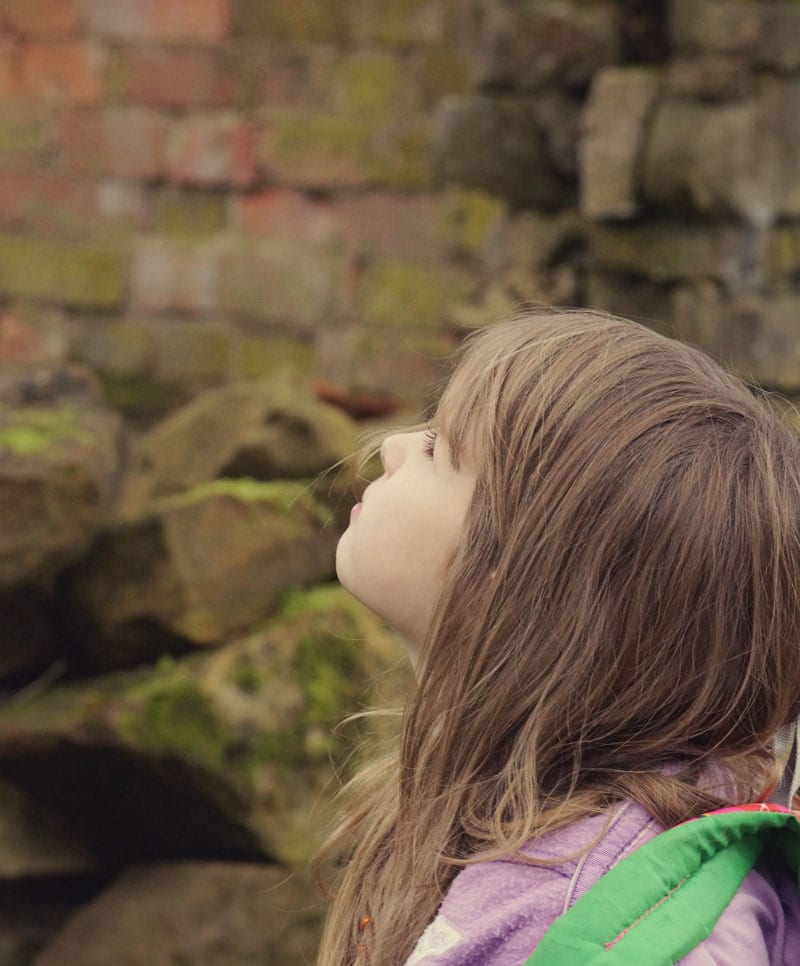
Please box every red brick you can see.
[60,108,168,180]
[0,38,22,101]
[0,310,64,365]
[233,190,337,245]
[121,47,234,109]
[0,175,146,235]
[166,113,256,188]
[1,0,79,36]
[20,42,105,105]
[335,193,444,257]
[82,0,229,45]
[0,105,53,174]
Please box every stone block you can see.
[233,334,314,380]
[730,295,800,391]
[79,0,229,45]
[152,189,227,238]
[432,94,568,208]
[641,99,772,224]
[590,222,751,287]
[119,47,235,110]
[440,187,507,260]
[348,0,462,48]
[477,0,621,92]
[34,864,323,965]
[587,271,674,332]
[490,208,585,273]
[665,55,755,102]
[131,238,225,315]
[767,223,800,279]
[222,241,339,328]
[0,307,69,367]
[19,41,105,105]
[643,79,800,224]
[758,5,800,72]
[151,320,232,385]
[415,48,471,105]
[670,0,762,55]
[0,0,79,35]
[580,67,661,220]
[75,319,155,377]
[0,234,125,308]
[364,116,434,190]
[60,108,168,180]
[358,257,476,333]
[166,112,257,188]
[230,0,347,44]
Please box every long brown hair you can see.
[317,309,800,966]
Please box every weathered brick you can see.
[60,108,168,180]
[230,0,347,44]
[0,106,52,173]
[767,224,800,279]
[75,318,155,376]
[236,46,335,110]
[580,67,661,220]
[166,113,257,188]
[258,108,372,189]
[151,320,232,384]
[120,47,234,110]
[670,0,762,55]
[80,0,229,45]
[19,41,105,105]
[1,0,79,36]
[332,52,416,119]
[0,308,68,365]
[233,190,337,245]
[232,333,314,380]
[336,192,446,258]
[0,176,95,235]
[348,0,453,48]
[358,257,476,332]
[222,241,340,328]
[153,189,227,238]
[131,238,226,314]
[0,233,124,308]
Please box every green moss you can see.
[153,190,227,238]
[334,53,409,119]
[152,478,327,522]
[441,187,506,257]
[119,675,231,776]
[0,407,92,456]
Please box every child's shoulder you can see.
[405,803,661,966]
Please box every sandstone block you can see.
[729,294,800,391]
[332,51,415,119]
[0,403,123,590]
[580,67,661,220]
[348,0,452,47]
[150,321,232,386]
[74,319,154,378]
[440,187,507,260]
[119,47,234,110]
[67,480,339,666]
[758,4,800,72]
[0,234,125,308]
[0,587,408,865]
[121,379,356,511]
[232,334,314,381]
[670,0,762,55]
[432,95,567,208]
[34,863,323,965]
[152,188,227,238]
[166,113,257,189]
[768,223,800,279]
[79,0,229,45]
[477,0,621,92]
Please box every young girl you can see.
[319,309,800,965]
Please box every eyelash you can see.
[423,428,438,459]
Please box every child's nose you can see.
[380,433,408,475]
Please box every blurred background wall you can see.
[2,0,800,963]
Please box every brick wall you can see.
[0,0,480,420]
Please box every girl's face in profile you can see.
[336,427,476,660]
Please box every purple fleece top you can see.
[405,802,800,965]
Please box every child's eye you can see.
[423,428,438,459]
